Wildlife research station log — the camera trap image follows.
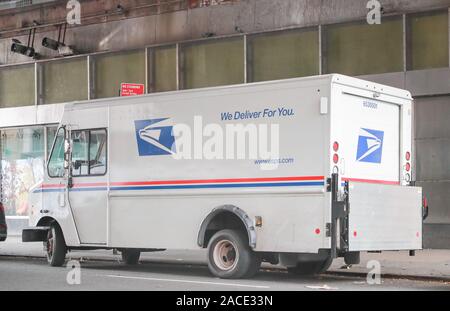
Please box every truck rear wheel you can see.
[207,229,261,279]
[121,249,141,265]
[45,224,67,267]
[287,257,332,276]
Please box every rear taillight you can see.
[0,203,4,213]
[405,151,411,174]
[333,154,339,164]
[332,141,340,165]
[333,142,339,152]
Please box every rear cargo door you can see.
[332,86,401,184]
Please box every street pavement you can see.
[0,256,448,291]
[0,236,449,291]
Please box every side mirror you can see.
[63,139,71,170]
[64,140,70,154]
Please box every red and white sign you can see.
[121,83,145,97]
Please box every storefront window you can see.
[0,64,35,108]
[408,11,449,70]
[325,17,403,76]
[0,127,45,216]
[149,46,177,92]
[181,38,245,89]
[41,57,88,105]
[93,50,146,99]
[248,29,319,82]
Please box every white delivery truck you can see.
[23,74,425,279]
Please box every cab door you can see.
[68,128,108,245]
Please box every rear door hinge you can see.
[326,223,332,237]
[326,178,332,192]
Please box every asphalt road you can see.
[0,256,448,291]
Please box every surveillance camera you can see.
[42,37,64,51]
[117,4,125,13]
[11,42,36,58]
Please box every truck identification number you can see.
[363,101,378,109]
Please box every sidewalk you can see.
[1,236,449,281]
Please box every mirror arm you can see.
[63,126,74,188]
[68,176,73,189]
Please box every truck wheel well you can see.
[37,217,59,228]
[198,205,256,249]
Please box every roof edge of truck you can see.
[329,74,412,101]
[64,74,412,111]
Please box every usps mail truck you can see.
[23,74,424,279]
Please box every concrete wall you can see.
[1,0,450,65]
[415,96,450,249]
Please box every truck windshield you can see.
[48,127,65,178]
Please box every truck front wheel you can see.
[207,229,261,279]
[45,224,67,267]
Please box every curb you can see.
[325,270,450,283]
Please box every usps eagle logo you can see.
[134,118,176,156]
[356,128,384,164]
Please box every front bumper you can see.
[22,227,50,242]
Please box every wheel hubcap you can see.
[213,240,238,271]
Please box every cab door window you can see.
[71,129,107,177]
[89,130,107,175]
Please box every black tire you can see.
[287,257,332,276]
[207,229,261,279]
[245,252,262,278]
[45,224,67,267]
[121,249,141,265]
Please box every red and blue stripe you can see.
[33,176,326,193]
